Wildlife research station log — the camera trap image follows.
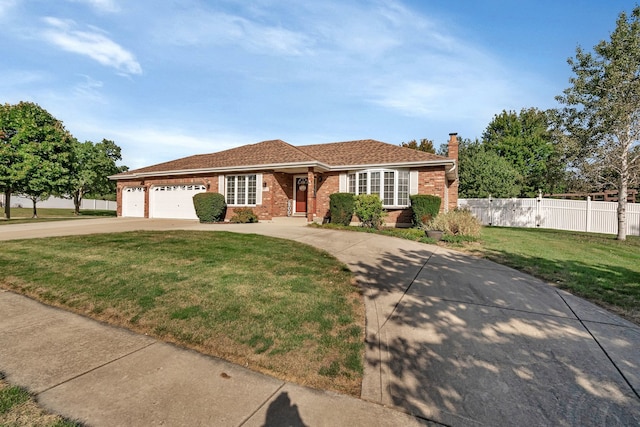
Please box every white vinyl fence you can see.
[0,194,116,211]
[458,196,640,237]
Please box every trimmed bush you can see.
[429,208,481,238]
[329,193,355,226]
[354,194,386,229]
[193,192,227,223]
[410,194,441,227]
[230,207,258,223]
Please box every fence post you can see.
[488,194,493,226]
[586,196,592,232]
[536,192,542,227]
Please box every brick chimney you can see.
[448,132,458,161]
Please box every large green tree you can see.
[64,138,127,215]
[556,7,640,240]
[458,138,521,198]
[482,108,562,197]
[0,102,73,219]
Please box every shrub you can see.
[354,194,386,229]
[428,208,481,238]
[329,193,355,226]
[193,192,226,223]
[230,207,258,223]
[410,194,441,227]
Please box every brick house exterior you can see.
[110,135,459,226]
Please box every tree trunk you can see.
[617,182,627,241]
[616,139,630,241]
[4,190,10,219]
[73,191,81,216]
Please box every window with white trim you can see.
[347,169,409,207]
[226,174,257,205]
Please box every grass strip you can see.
[0,208,115,225]
[0,377,82,426]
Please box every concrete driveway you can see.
[1,217,639,426]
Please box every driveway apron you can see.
[1,218,639,426]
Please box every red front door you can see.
[295,177,308,213]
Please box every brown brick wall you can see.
[116,165,459,223]
[416,167,447,213]
[315,172,340,221]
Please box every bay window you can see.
[347,169,410,207]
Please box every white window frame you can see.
[346,169,410,208]
[225,174,259,206]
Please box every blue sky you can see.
[0,0,634,169]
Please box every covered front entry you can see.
[294,176,308,215]
[122,187,145,217]
[149,184,206,219]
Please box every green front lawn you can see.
[0,231,364,395]
[0,208,116,225]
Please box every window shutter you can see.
[256,174,262,205]
[218,175,225,194]
[339,173,347,192]
[409,170,419,195]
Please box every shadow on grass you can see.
[353,245,640,426]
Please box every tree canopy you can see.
[457,138,521,198]
[482,108,561,197]
[0,102,74,219]
[1,101,127,218]
[555,6,640,240]
[400,138,436,154]
[65,138,128,215]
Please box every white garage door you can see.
[122,187,145,217]
[149,184,207,219]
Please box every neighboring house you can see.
[110,134,459,226]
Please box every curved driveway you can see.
[1,217,639,426]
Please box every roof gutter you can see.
[109,159,457,180]
[109,160,333,180]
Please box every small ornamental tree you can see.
[329,193,355,225]
[193,192,226,223]
[354,194,386,229]
[410,194,441,227]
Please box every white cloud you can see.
[41,17,142,75]
[67,0,120,13]
[73,75,106,102]
[160,9,312,56]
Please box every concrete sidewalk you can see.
[1,217,640,426]
[0,290,428,426]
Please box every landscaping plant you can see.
[410,194,441,227]
[329,193,355,225]
[428,208,481,238]
[192,192,226,223]
[229,207,258,223]
[354,194,386,229]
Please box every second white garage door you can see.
[149,184,207,219]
